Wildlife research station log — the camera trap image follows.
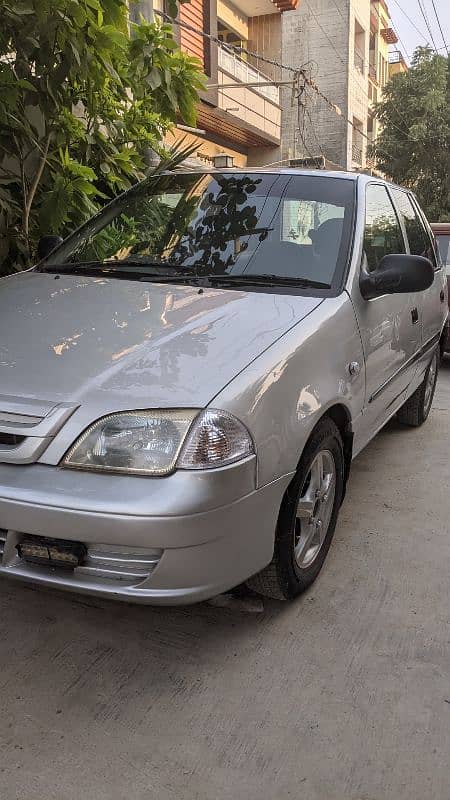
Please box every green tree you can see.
[0,0,204,274]
[370,47,449,221]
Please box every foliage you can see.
[370,47,449,221]
[0,0,204,274]
[168,175,262,272]
[63,173,266,274]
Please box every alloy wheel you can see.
[294,449,336,569]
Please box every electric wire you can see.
[389,0,429,45]
[416,0,440,52]
[157,12,412,166]
[429,0,449,56]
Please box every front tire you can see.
[397,348,439,427]
[247,418,345,601]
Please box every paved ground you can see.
[1,363,450,800]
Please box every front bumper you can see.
[0,460,291,604]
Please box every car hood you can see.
[0,272,322,412]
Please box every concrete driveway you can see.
[1,362,450,800]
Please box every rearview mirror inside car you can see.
[360,254,434,300]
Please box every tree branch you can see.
[23,132,51,237]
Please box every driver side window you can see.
[363,184,406,272]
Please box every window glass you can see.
[435,234,450,275]
[390,189,433,259]
[48,173,355,287]
[363,184,405,271]
[281,200,344,245]
[409,196,438,268]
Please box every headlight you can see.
[63,410,198,475]
[62,409,254,475]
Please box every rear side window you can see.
[435,234,450,274]
[390,189,434,261]
[363,184,405,272]
[409,195,438,269]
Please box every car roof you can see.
[175,167,407,191]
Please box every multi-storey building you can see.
[279,0,402,171]
[366,0,398,156]
[146,0,299,166]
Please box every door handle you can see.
[411,307,419,325]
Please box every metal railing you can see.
[218,45,280,105]
[354,51,365,73]
[352,143,363,164]
[389,50,402,63]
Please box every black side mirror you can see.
[360,254,434,300]
[37,235,63,261]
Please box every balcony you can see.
[354,51,365,74]
[218,46,279,104]
[352,143,363,165]
[229,0,299,14]
[213,44,281,144]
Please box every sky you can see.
[388,0,450,65]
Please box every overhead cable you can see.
[416,0,440,52]
[429,0,449,56]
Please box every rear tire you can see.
[397,348,439,427]
[247,418,345,601]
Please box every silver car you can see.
[0,169,447,604]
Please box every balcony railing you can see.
[352,143,363,164]
[389,50,402,63]
[218,45,280,105]
[354,51,365,74]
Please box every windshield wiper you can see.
[205,273,331,289]
[37,258,198,278]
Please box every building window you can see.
[354,19,366,74]
[218,20,247,57]
[352,117,364,165]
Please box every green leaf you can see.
[0,0,204,277]
[17,79,36,92]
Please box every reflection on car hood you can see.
[0,272,323,410]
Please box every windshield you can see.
[435,234,450,275]
[43,172,355,287]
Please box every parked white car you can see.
[0,169,447,603]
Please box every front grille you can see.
[0,529,7,562]
[0,432,26,447]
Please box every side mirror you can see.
[37,235,63,261]
[360,254,434,300]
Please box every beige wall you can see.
[348,0,371,166]
[166,129,248,167]
[217,69,281,141]
[217,0,249,39]
[247,13,281,82]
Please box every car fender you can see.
[210,293,365,488]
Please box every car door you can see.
[353,182,422,439]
